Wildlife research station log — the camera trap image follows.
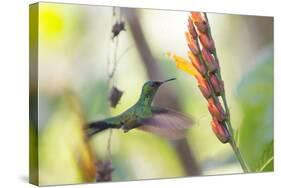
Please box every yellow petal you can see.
[166,52,200,77]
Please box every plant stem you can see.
[221,93,249,172]
[229,135,249,172]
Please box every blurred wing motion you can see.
[138,107,194,140]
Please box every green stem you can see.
[229,135,249,172]
[222,90,249,172]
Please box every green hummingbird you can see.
[85,78,194,140]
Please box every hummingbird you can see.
[85,78,194,140]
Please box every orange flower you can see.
[185,32,199,55]
[194,21,208,33]
[211,118,230,143]
[166,52,200,77]
[190,12,208,33]
[196,75,212,99]
[202,48,219,73]
[207,98,226,122]
[210,73,224,96]
[199,34,214,51]
[188,17,197,38]
[188,51,207,76]
[190,12,204,22]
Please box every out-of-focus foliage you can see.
[29,124,38,184]
[39,93,96,185]
[237,47,273,172]
[256,141,273,172]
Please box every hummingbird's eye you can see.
[149,82,155,87]
[150,82,160,87]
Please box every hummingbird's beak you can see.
[161,78,176,84]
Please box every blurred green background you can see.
[29,2,273,186]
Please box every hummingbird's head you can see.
[140,78,176,103]
[144,78,176,91]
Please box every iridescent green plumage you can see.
[86,78,193,140]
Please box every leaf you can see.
[256,141,274,172]
[236,47,273,172]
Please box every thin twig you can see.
[116,43,135,63]
[106,8,121,161]
[106,7,126,161]
[106,129,113,159]
[109,37,119,80]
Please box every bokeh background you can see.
[29,2,273,186]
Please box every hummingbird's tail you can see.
[85,121,117,139]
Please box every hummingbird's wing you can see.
[137,107,194,140]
